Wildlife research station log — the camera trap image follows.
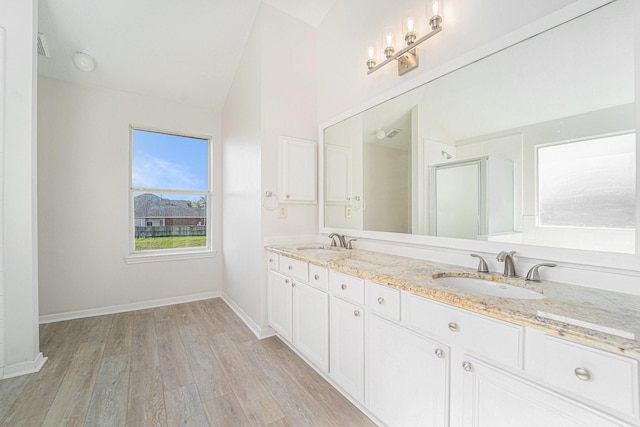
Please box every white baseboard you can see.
[39,291,221,324]
[2,352,48,379]
[221,293,276,339]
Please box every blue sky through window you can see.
[132,129,209,201]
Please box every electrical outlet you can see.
[345,206,352,218]
[279,205,288,219]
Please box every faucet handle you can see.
[525,263,557,282]
[496,250,516,261]
[346,238,357,249]
[470,253,489,273]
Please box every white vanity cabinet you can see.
[367,313,449,427]
[267,270,293,341]
[267,255,329,372]
[329,271,365,401]
[460,357,629,427]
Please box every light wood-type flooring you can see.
[0,298,375,426]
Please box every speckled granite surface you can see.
[266,244,640,360]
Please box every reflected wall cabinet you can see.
[278,136,317,203]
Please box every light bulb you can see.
[403,11,417,44]
[407,18,414,32]
[368,46,375,60]
[432,1,439,15]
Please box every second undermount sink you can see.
[435,275,545,300]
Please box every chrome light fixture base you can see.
[398,49,418,76]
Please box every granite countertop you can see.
[266,243,640,360]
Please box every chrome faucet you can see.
[470,253,489,273]
[328,233,346,248]
[496,251,517,277]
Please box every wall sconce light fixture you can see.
[367,0,444,76]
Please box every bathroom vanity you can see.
[266,245,640,427]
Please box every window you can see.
[130,128,211,254]
[537,133,635,229]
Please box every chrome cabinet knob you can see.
[434,348,445,358]
[462,361,473,372]
[354,310,361,317]
[286,194,290,198]
[377,297,385,305]
[341,284,347,290]
[574,367,592,381]
[285,279,290,284]
[448,322,460,332]
[269,259,273,263]
[314,274,320,280]
[292,283,296,287]
[288,265,293,270]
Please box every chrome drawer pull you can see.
[285,279,290,284]
[462,361,473,372]
[341,284,347,290]
[377,297,385,305]
[574,367,592,381]
[354,310,360,317]
[448,322,459,332]
[434,348,445,358]
[292,283,296,287]
[314,274,320,280]
[288,265,293,270]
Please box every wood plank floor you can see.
[0,298,375,426]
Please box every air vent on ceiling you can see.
[37,33,51,58]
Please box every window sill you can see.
[124,249,217,264]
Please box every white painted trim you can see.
[221,293,276,340]
[124,249,217,264]
[39,291,221,323]
[2,352,47,379]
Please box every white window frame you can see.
[126,125,215,263]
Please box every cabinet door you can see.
[460,357,630,427]
[278,136,317,203]
[267,271,292,341]
[325,144,352,204]
[330,297,364,401]
[368,315,449,427]
[292,282,329,372]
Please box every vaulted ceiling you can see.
[37,0,336,110]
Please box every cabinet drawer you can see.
[308,264,329,291]
[279,256,308,283]
[330,271,364,305]
[402,293,523,369]
[267,252,279,270]
[366,281,400,321]
[542,336,639,418]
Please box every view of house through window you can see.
[537,133,636,229]
[131,128,210,252]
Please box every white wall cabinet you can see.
[367,314,449,427]
[278,136,317,203]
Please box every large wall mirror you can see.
[323,0,636,255]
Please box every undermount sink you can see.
[435,275,545,300]
[296,246,343,254]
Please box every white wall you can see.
[37,77,222,316]
[222,5,318,336]
[0,0,42,377]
